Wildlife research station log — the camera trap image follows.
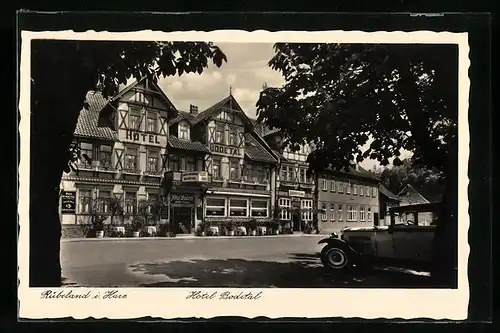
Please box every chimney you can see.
[190,104,198,115]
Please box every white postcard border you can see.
[18,29,470,320]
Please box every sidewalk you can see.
[61,233,325,243]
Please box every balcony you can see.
[122,166,141,175]
[144,169,163,177]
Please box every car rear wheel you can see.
[321,246,351,271]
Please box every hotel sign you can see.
[289,190,305,198]
[61,191,76,214]
[171,193,195,205]
[182,171,209,183]
[209,143,241,156]
[125,130,160,144]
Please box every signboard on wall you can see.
[170,193,195,205]
[289,190,305,198]
[182,171,209,183]
[61,191,76,214]
[125,130,161,144]
[209,143,241,157]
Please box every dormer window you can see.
[179,122,190,140]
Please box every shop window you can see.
[206,198,226,216]
[78,189,92,214]
[279,198,291,220]
[229,199,248,217]
[124,192,137,215]
[251,200,268,217]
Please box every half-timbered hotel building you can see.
[59,78,278,235]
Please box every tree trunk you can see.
[30,40,97,286]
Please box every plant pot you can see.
[132,231,140,238]
[250,230,257,236]
[201,231,206,237]
[228,230,235,236]
[95,230,104,238]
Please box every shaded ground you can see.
[61,237,438,288]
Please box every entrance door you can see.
[292,211,301,231]
[172,207,192,234]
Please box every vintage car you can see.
[318,202,441,273]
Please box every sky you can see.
[157,42,412,170]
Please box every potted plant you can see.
[248,218,258,236]
[131,216,144,237]
[226,221,235,236]
[196,222,206,236]
[92,216,105,238]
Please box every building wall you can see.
[317,176,379,234]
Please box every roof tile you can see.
[167,135,210,153]
[74,91,117,141]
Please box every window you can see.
[147,150,159,173]
[279,198,291,220]
[360,186,364,196]
[179,123,189,140]
[338,204,343,221]
[229,199,248,217]
[330,204,336,221]
[146,113,158,133]
[353,185,357,195]
[330,180,335,192]
[245,163,266,183]
[367,208,372,222]
[372,187,377,198]
[251,200,268,217]
[366,186,371,197]
[229,127,239,146]
[346,183,351,194]
[185,157,196,172]
[168,154,180,172]
[124,192,136,214]
[80,142,93,165]
[98,190,111,214]
[301,199,313,221]
[300,169,306,183]
[124,147,138,171]
[99,145,112,168]
[206,198,226,216]
[134,92,149,104]
[280,166,288,182]
[129,112,141,130]
[288,166,295,181]
[359,205,366,221]
[212,158,221,179]
[347,205,357,222]
[229,159,240,180]
[215,124,225,144]
[338,182,344,193]
[322,180,327,191]
[78,189,92,214]
[321,203,327,221]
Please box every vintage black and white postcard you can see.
[18,28,470,319]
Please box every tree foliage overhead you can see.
[256,43,458,174]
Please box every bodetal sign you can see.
[209,143,241,156]
[125,130,160,144]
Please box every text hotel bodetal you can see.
[59,77,389,235]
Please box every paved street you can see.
[61,236,435,288]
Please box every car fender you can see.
[318,237,359,256]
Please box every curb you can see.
[61,234,326,243]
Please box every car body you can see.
[318,202,441,272]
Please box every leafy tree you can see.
[30,40,227,286]
[256,43,458,286]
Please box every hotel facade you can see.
[59,78,278,236]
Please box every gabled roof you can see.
[112,77,178,114]
[191,94,253,128]
[379,185,400,201]
[168,110,196,126]
[74,91,117,141]
[244,133,278,164]
[167,135,210,153]
[397,183,443,204]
